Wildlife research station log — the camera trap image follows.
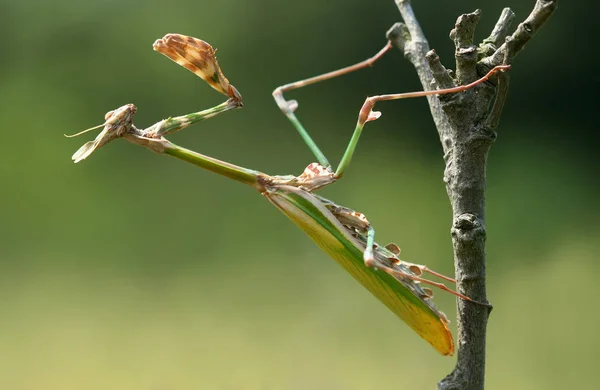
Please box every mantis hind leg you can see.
[362,227,490,307]
[371,260,491,307]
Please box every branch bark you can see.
[390,1,557,389]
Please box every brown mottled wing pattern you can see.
[153,34,241,102]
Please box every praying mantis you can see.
[67,33,509,356]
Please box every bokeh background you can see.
[1,0,597,389]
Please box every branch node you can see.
[469,126,497,142]
[452,213,486,243]
[386,22,411,54]
[450,10,482,83]
[454,213,480,231]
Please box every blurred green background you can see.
[1,0,597,389]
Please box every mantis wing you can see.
[264,184,454,356]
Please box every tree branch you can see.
[479,8,516,57]
[390,0,454,155]
[481,0,558,67]
[450,9,481,84]
[389,1,557,389]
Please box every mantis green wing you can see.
[264,184,454,355]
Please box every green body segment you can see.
[163,142,262,189]
[264,185,454,355]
